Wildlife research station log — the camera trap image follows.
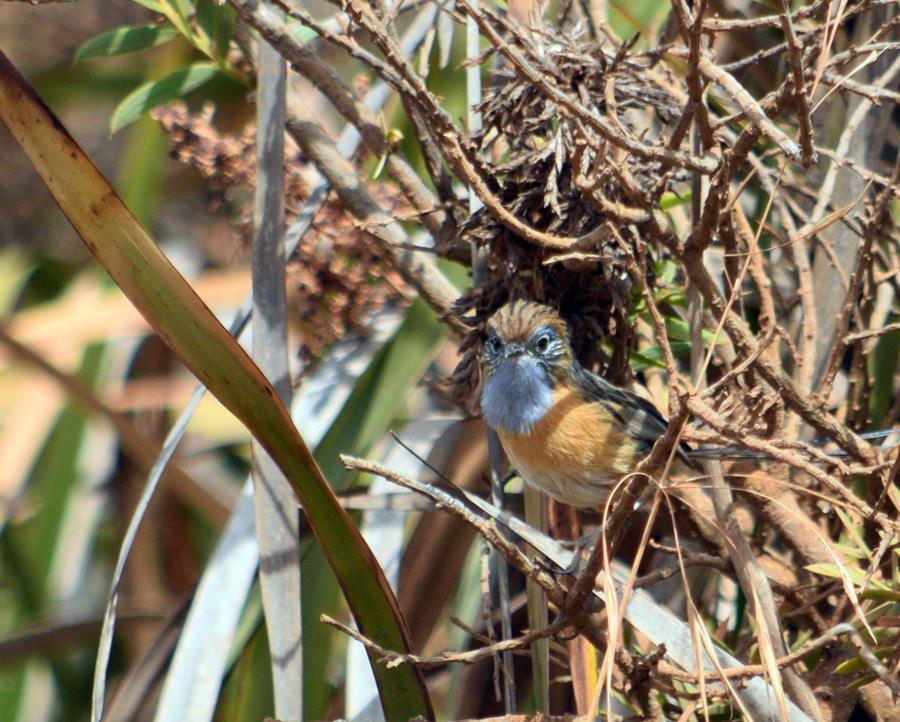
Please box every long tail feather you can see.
[686,429,900,461]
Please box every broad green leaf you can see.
[0,49,432,722]
[654,288,687,306]
[74,24,179,63]
[9,349,98,604]
[653,258,679,285]
[631,348,666,371]
[167,0,194,19]
[117,115,169,226]
[315,300,445,485]
[1,343,105,721]
[156,0,195,41]
[110,62,220,132]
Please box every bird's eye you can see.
[485,332,501,355]
[534,332,552,353]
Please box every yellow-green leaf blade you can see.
[110,62,221,132]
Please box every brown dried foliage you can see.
[451,30,688,407]
[154,103,409,363]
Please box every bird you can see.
[480,300,899,509]
[480,299,686,508]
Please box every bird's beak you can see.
[502,342,526,359]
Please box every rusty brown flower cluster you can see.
[154,102,410,363]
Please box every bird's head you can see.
[480,300,574,434]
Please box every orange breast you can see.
[497,388,640,508]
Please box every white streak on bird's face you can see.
[481,327,556,434]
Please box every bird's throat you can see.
[482,356,554,435]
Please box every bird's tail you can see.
[686,429,899,460]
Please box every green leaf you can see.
[805,563,897,599]
[1,343,105,720]
[315,301,446,486]
[847,674,879,689]
[832,542,870,561]
[835,647,893,674]
[196,0,237,62]
[631,341,694,371]
[654,288,687,306]
[805,563,855,581]
[664,316,724,345]
[168,0,194,19]
[10,352,96,601]
[869,314,899,426]
[0,49,433,721]
[659,189,692,210]
[110,62,220,132]
[631,347,666,370]
[216,623,274,721]
[74,24,179,62]
[156,0,195,41]
[224,584,265,676]
[653,258,678,286]
[131,0,164,11]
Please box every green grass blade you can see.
[215,624,275,721]
[74,24,179,63]
[301,302,445,720]
[348,418,458,717]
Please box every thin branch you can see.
[687,52,803,163]
[338,0,620,249]
[658,622,900,695]
[284,102,463,330]
[844,321,900,343]
[458,0,719,174]
[815,153,900,404]
[779,0,816,166]
[321,613,565,669]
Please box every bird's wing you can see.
[572,365,693,461]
